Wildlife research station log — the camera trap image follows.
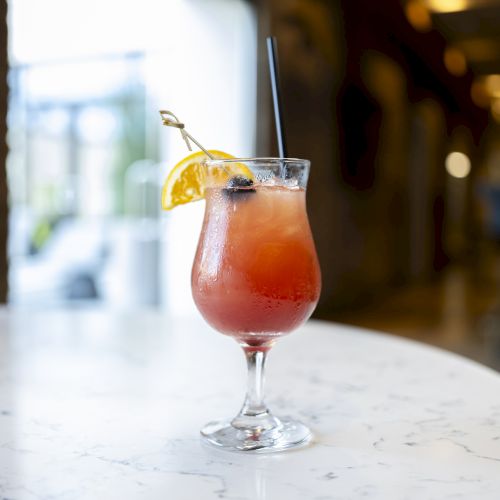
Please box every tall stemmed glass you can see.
[192,157,321,452]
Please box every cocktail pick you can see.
[159,110,214,159]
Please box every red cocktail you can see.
[192,158,321,452]
[192,184,320,348]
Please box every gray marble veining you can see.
[0,309,499,499]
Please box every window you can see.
[7,0,257,313]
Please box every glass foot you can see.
[201,417,312,453]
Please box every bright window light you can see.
[7,0,257,312]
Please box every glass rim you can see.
[204,157,310,166]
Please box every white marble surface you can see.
[0,308,500,499]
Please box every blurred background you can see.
[0,0,499,368]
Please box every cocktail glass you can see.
[192,157,321,452]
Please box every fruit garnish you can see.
[223,175,256,200]
[161,151,252,210]
[159,110,253,210]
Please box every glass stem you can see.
[243,348,268,416]
[231,346,280,433]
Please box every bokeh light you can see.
[405,1,432,32]
[424,0,468,13]
[443,47,467,76]
[485,75,500,98]
[445,152,471,178]
[470,78,491,108]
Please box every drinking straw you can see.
[266,36,288,159]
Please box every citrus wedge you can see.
[161,150,252,210]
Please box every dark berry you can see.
[223,175,256,199]
[226,175,254,189]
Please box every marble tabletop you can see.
[0,308,500,499]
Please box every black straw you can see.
[266,36,287,159]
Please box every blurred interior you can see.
[1,0,500,369]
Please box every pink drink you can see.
[192,184,321,347]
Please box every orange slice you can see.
[161,150,251,210]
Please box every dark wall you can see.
[258,0,488,313]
